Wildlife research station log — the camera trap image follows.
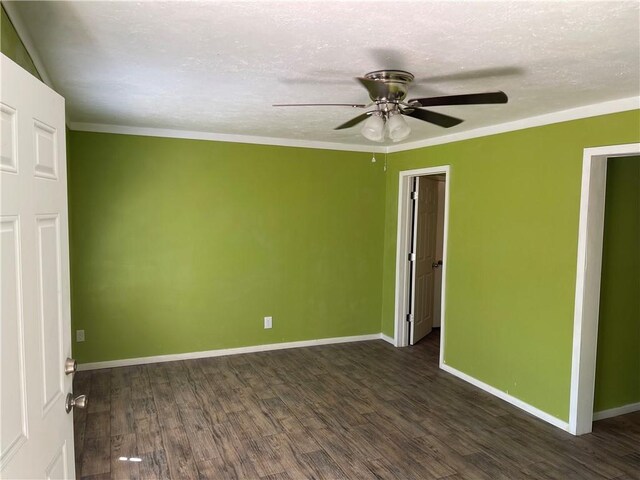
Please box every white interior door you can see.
[1,54,76,479]
[411,176,439,345]
[432,179,446,327]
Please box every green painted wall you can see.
[381,110,640,421]
[0,4,41,79]
[68,132,386,363]
[593,156,640,412]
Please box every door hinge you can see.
[408,253,416,262]
[406,314,414,323]
[411,191,418,200]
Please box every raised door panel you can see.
[33,120,58,180]
[0,103,17,173]
[36,215,64,414]
[0,217,28,467]
[45,444,69,480]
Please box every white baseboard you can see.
[440,363,570,432]
[381,333,395,346]
[593,402,640,421]
[78,333,383,371]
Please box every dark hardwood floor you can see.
[73,332,640,479]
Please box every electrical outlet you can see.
[76,330,85,342]
[264,316,272,329]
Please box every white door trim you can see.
[568,142,640,435]
[393,166,450,367]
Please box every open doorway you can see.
[592,155,639,422]
[394,166,449,364]
[569,143,640,435]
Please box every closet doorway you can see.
[394,166,449,362]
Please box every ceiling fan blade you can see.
[334,112,372,130]
[408,91,508,107]
[402,108,463,128]
[273,103,367,107]
[356,77,390,100]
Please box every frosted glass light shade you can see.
[361,114,385,142]
[387,112,411,142]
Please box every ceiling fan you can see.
[274,70,508,142]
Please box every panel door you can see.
[1,54,75,479]
[411,176,439,345]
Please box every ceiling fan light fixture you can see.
[360,112,385,142]
[386,110,411,142]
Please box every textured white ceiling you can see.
[9,1,640,146]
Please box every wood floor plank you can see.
[146,363,170,385]
[260,433,317,478]
[300,449,348,479]
[211,427,262,479]
[241,437,286,478]
[131,396,157,419]
[184,422,220,463]
[80,473,111,480]
[193,457,239,480]
[80,436,110,478]
[110,433,139,480]
[260,472,294,480]
[110,388,135,437]
[307,427,382,479]
[135,419,164,455]
[137,449,170,480]
[87,371,110,414]
[130,372,152,400]
[84,411,110,439]
[412,433,493,480]
[73,333,640,480]
[160,427,199,480]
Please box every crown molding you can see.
[71,97,638,154]
[2,1,54,88]
[67,122,388,153]
[386,96,640,153]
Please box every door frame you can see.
[393,166,450,366]
[569,142,640,435]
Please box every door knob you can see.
[432,260,443,269]
[64,357,77,375]
[65,393,88,413]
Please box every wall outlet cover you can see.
[264,316,272,329]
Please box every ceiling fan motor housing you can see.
[364,70,415,103]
